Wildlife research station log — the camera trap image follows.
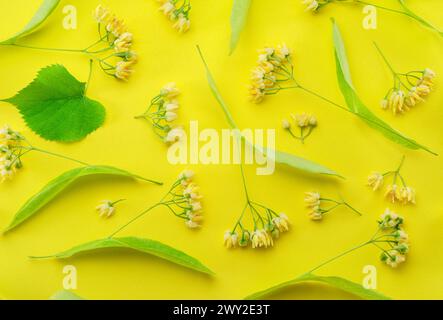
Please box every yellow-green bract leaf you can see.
[229,0,252,55]
[245,273,391,300]
[197,46,341,178]
[3,166,162,234]
[32,237,215,276]
[0,0,61,45]
[332,19,435,155]
[397,0,443,37]
[50,290,84,300]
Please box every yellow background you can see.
[1,0,443,300]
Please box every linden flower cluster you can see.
[381,68,436,115]
[282,113,317,144]
[375,44,436,115]
[0,126,24,182]
[377,209,410,268]
[224,209,290,249]
[161,170,203,229]
[158,0,191,33]
[305,192,362,221]
[94,5,138,80]
[249,44,292,103]
[136,83,184,144]
[0,125,25,182]
[367,156,416,205]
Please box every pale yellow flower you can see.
[382,250,406,268]
[282,119,291,130]
[114,32,133,52]
[272,213,290,232]
[94,5,111,24]
[398,186,416,205]
[367,172,384,191]
[224,231,238,249]
[379,208,403,229]
[96,200,116,218]
[173,13,191,33]
[161,83,180,99]
[385,184,399,203]
[302,0,319,12]
[309,207,323,221]
[106,16,127,37]
[305,192,321,208]
[115,61,134,81]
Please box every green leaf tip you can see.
[331,19,436,156]
[31,236,215,276]
[229,0,252,55]
[50,290,84,300]
[244,273,391,300]
[197,46,343,178]
[0,0,61,45]
[5,64,106,143]
[3,166,162,234]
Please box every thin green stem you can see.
[1,43,85,53]
[25,147,90,166]
[240,164,251,202]
[108,203,161,238]
[85,60,94,95]
[308,240,371,274]
[373,42,397,76]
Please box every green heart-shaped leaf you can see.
[5,64,106,142]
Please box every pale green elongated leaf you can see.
[50,290,84,300]
[332,19,435,155]
[0,0,61,45]
[229,0,252,55]
[197,46,341,178]
[3,166,162,233]
[32,237,215,275]
[4,64,106,142]
[397,0,443,37]
[245,273,391,300]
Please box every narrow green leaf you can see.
[332,19,436,155]
[197,46,342,178]
[32,236,215,276]
[0,0,61,45]
[229,0,252,55]
[3,166,162,233]
[50,290,84,300]
[397,0,443,37]
[5,64,106,142]
[245,273,391,300]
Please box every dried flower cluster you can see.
[157,0,191,33]
[305,192,362,221]
[94,5,138,80]
[381,68,436,115]
[0,125,24,182]
[367,156,415,205]
[249,44,292,103]
[136,83,185,144]
[282,113,317,144]
[377,209,410,268]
